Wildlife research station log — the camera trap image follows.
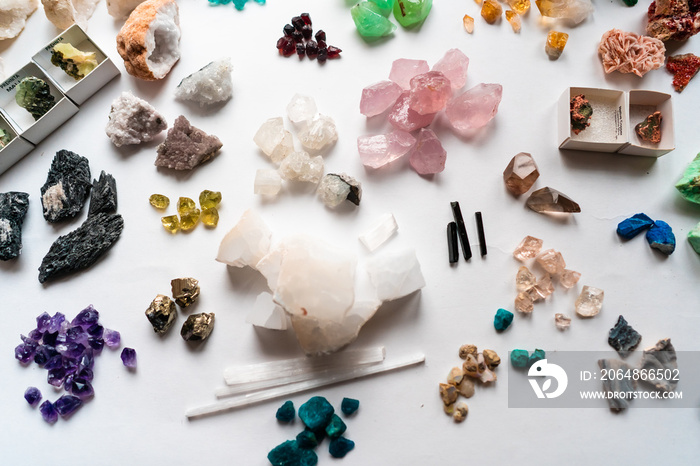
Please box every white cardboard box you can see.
[618,90,674,157]
[0,112,34,175]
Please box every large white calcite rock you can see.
[366,248,426,301]
[246,292,288,331]
[41,0,100,30]
[0,0,39,40]
[175,58,233,106]
[107,0,145,18]
[105,91,167,147]
[216,209,271,268]
[255,242,284,291]
[253,117,294,164]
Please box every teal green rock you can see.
[393,0,433,28]
[494,308,514,331]
[15,77,56,121]
[267,440,318,466]
[675,153,700,204]
[688,222,700,254]
[351,2,397,38]
[298,396,334,431]
[510,349,529,368]
[329,437,355,458]
[340,397,359,415]
[295,430,319,449]
[528,349,546,366]
[369,0,395,15]
[275,400,295,423]
[324,414,347,439]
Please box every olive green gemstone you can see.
[161,215,180,233]
[15,77,56,121]
[199,190,222,209]
[180,209,200,231]
[201,207,219,227]
[675,153,700,204]
[177,197,197,215]
[149,194,170,209]
[351,1,397,38]
[393,0,433,28]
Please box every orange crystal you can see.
[481,0,502,24]
[463,14,475,33]
[505,10,521,32]
[507,0,530,14]
[545,31,568,60]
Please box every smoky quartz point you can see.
[145,294,177,334]
[171,277,200,307]
[0,191,29,261]
[181,313,215,342]
[526,187,581,213]
[40,150,92,223]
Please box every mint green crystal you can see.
[675,153,700,204]
[351,2,397,38]
[369,0,395,15]
[688,222,700,255]
[15,77,56,121]
[393,0,433,28]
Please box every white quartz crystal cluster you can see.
[216,209,425,355]
[105,91,168,147]
[175,58,233,106]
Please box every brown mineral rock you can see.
[635,111,662,143]
[503,152,539,196]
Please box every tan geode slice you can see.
[116,0,180,81]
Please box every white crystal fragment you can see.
[105,91,167,147]
[186,353,425,419]
[286,93,317,123]
[555,313,572,330]
[359,213,398,252]
[42,0,100,30]
[175,58,233,106]
[278,151,324,183]
[254,169,282,196]
[366,248,426,301]
[107,0,144,18]
[0,0,39,40]
[216,209,272,268]
[575,285,604,317]
[255,243,283,291]
[245,292,288,330]
[317,173,361,209]
[41,181,66,218]
[298,114,338,151]
[253,117,293,164]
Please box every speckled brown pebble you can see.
[439,383,458,406]
[483,349,501,369]
[459,344,478,360]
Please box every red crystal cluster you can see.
[276,13,342,63]
[647,0,700,41]
[666,53,700,91]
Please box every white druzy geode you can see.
[175,58,233,106]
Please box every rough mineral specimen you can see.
[358,131,416,169]
[598,29,665,77]
[646,220,675,254]
[181,312,215,342]
[54,394,83,417]
[199,190,221,209]
[296,431,318,449]
[299,396,334,430]
[276,400,295,422]
[359,213,398,251]
[246,292,287,330]
[41,0,100,29]
[216,209,271,268]
[38,213,124,283]
[535,0,593,23]
[175,58,232,106]
[463,14,474,33]
[526,187,581,213]
[325,414,347,438]
[201,208,218,227]
[439,382,459,405]
[688,222,700,254]
[647,0,700,41]
[107,0,144,18]
[635,111,662,143]
[389,59,430,89]
[298,115,338,151]
[104,328,121,348]
[388,91,436,132]
[393,0,433,28]
[575,285,604,317]
[431,49,469,90]
[351,2,397,38]
[452,401,469,422]
[287,94,318,123]
[570,94,593,135]
[41,150,91,223]
[598,359,636,411]
[0,192,29,261]
[155,116,223,170]
[15,77,55,120]
[505,10,521,32]
[341,398,359,415]
[50,43,97,80]
[408,71,452,115]
[360,81,403,117]
[116,0,181,80]
[317,174,362,208]
[510,349,529,368]
[545,31,569,60]
[105,92,167,147]
[329,437,355,458]
[513,235,543,261]
[161,215,179,233]
[24,386,42,406]
[559,269,581,288]
[516,265,536,291]
[120,347,137,368]
[268,440,318,466]
[536,249,565,275]
[617,213,654,239]
[554,313,571,330]
[445,83,502,133]
[278,151,324,183]
[640,338,678,392]
[145,294,176,334]
[408,128,446,175]
[508,0,531,13]
[666,53,700,92]
[481,0,503,23]
[535,275,553,301]
[503,152,539,196]
[39,400,58,423]
[88,171,117,217]
[0,0,39,40]
[494,308,513,331]
[366,248,426,301]
[254,117,294,164]
[171,277,200,307]
[528,349,545,366]
[608,315,642,357]
[675,153,700,204]
[254,169,283,196]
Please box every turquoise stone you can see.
[528,349,546,366]
[494,308,514,331]
[351,2,397,38]
[370,0,395,15]
[329,437,355,458]
[510,349,529,368]
[298,396,334,430]
[675,153,700,204]
[276,400,295,423]
[267,440,318,466]
[340,397,359,415]
[324,414,347,439]
[296,430,319,449]
[393,0,433,28]
[688,222,700,254]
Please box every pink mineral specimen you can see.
[358,131,417,169]
[389,58,430,89]
[409,129,446,175]
[360,80,403,117]
[408,71,453,115]
[388,91,436,132]
[431,48,469,90]
[647,0,700,41]
[598,29,665,77]
[446,83,503,134]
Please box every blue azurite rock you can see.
[528,349,546,366]
[295,430,319,449]
[510,349,529,368]
[324,414,347,439]
[494,308,514,331]
[340,397,359,416]
[616,213,653,239]
[608,315,641,357]
[646,220,675,255]
[329,437,355,458]
[267,440,318,466]
[276,400,295,423]
[298,396,334,431]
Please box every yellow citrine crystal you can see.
[481,0,502,24]
[505,10,521,32]
[545,31,569,60]
[507,0,530,14]
[177,197,196,215]
[463,14,475,33]
[161,215,180,233]
[149,194,170,209]
[199,190,222,210]
[201,207,219,227]
[180,209,201,231]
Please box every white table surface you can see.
[1,1,699,464]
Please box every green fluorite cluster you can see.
[15,77,56,121]
[675,153,700,204]
[351,0,432,38]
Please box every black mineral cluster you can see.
[0,192,30,260]
[40,150,91,223]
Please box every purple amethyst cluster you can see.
[14,305,125,423]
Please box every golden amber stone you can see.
[161,215,180,233]
[199,190,222,210]
[481,0,502,24]
[474,0,482,4]
[180,209,201,231]
[545,31,569,60]
[201,207,219,227]
[177,197,196,215]
[149,194,170,209]
[462,14,474,33]
[507,0,530,14]
[505,10,521,32]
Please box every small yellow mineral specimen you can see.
[180,209,201,231]
[505,10,521,33]
[177,197,196,215]
[149,194,170,209]
[199,190,222,209]
[462,14,475,33]
[161,215,180,233]
[481,0,502,24]
[201,207,219,227]
[507,0,531,14]
[545,31,569,60]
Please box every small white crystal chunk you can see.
[366,248,426,301]
[286,94,317,123]
[246,292,288,330]
[254,169,282,196]
[298,114,338,151]
[216,209,272,268]
[575,285,604,317]
[0,0,38,40]
[253,117,293,164]
[278,151,324,184]
[105,91,167,147]
[317,173,361,209]
[359,213,398,252]
[175,58,233,106]
[107,0,144,18]
[42,0,100,30]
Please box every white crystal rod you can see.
[223,346,385,386]
[359,213,398,252]
[186,353,426,420]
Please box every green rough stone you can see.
[494,308,514,331]
[267,440,318,466]
[528,348,546,366]
[298,396,334,431]
[340,397,359,416]
[675,153,700,204]
[351,2,397,38]
[393,0,433,28]
[369,0,395,15]
[276,400,295,423]
[324,414,347,439]
[329,437,355,458]
[15,77,56,121]
[510,349,529,368]
[295,431,319,449]
[688,222,700,255]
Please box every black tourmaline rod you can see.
[450,201,472,260]
[475,211,487,257]
[447,222,458,264]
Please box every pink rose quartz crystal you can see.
[388,91,436,132]
[409,129,446,175]
[389,58,430,89]
[358,131,417,169]
[408,71,453,115]
[598,29,665,77]
[431,49,469,90]
[446,83,503,134]
[360,80,403,117]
